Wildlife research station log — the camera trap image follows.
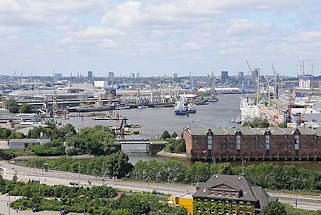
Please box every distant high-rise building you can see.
[54,73,62,79]
[108,72,114,80]
[238,71,244,80]
[134,72,139,79]
[173,73,178,78]
[221,71,229,80]
[251,69,259,82]
[88,71,93,80]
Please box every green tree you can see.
[262,201,286,215]
[161,130,171,139]
[103,151,133,178]
[242,119,270,128]
[172,132,178,139]
[19,104,32,113]
[5,98,18,113]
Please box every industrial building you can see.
[184,126,321,161]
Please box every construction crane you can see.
[245,59,260,98]
[299,93,313,125]
[272,65,278,99]
[263,75,271,106]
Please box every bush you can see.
[262,202,286,215]
[164,139,186,153]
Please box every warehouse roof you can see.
[193,175,272,209]
[186,127,316,136]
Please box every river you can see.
[55,94,321,172]
[57,94,241,139]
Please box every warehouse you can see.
[184,126,320,161]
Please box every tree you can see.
[5,98,18,113]
[172,132,178,139]
[242,119,270,128]
[104,151,133,178]
[19,104,32,113]
[261,201,286,215]
[161,131,171,139]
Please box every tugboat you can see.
[187,104,197,113]
[208,95,219,102]
[175,101,187,115]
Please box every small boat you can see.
[123,128,142,135]
[114,105,131,110]
[195,102,209,105]
[124,124,142,128]
[138,105,148,109]
[92,116,112,120]
[208,95,219,102]
[187,104,196,113]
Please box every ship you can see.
[175,100,187,115]
[207,95,219,102]
[240,96,260,122]
[72,105,113,112]
[187,104,197,113]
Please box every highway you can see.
[1,161,321,212]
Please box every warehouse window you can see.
[266,135,270,150]
[236,135,241,150]
[295,135,299,150]
[208,136,212,150]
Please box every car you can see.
[98,212,105,215]
[32,208,41,212]
[60,210,67,215]
[0,167,3,171]
[69,181,78,186]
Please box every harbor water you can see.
[56,94,321,172]
[57,94,241,139]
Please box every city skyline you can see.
[0,0,320,77]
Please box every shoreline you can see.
[12,154,94,161]
[156,150,187,159]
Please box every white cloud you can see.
[0,0,320,76]
[181,42,201,51]
[75,27,124,38]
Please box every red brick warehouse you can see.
[183,126,320,161]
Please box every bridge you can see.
[117,139,165,154]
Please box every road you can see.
[1,160,321,212]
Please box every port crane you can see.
[245,59,260,98]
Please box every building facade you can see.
[184,126,320,161]
[193,175,273,215]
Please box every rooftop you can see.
[193,175,273,209]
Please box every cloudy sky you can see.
[0,0,320,77]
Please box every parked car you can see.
[32,208,41,212]
[69,181,78,186]
[60,210,67,215]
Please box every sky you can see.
[0,0,321,77]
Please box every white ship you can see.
[240,97,260,122]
